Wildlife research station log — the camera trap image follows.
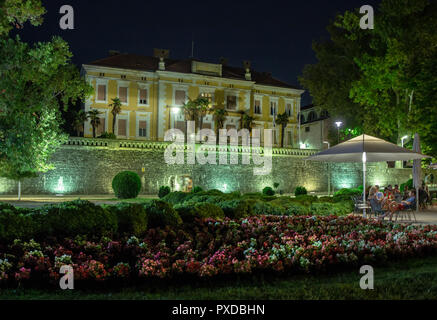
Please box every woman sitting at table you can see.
[380,190,416,221]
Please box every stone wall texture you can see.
[0,139,414,196]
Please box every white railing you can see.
[64,137,318,157]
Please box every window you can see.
[118,119,127,136]
[138,121,147,137]
[121,75,126,79]
[270,101,277,116]
[308,111,317,122]
[175,90,186,106]
[97,84,106,101]
[305,126,310,132]
[286,103,292,117]
[254,100,261,114]
[99,73,105,77]
[119,86,128,104]
[227,95,237,110]
[141,77,147,81]
[288,131,293,146]
[139,88,148,105]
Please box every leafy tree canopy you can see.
[0,0,45,36]
[300,0,437,157]
[0,1,93,180]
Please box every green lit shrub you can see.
[174,202,225,222]
[400,179,414,192]
[106,203,147,236]
[262,187,276,196]
[192,186,203,193]
[310,201,353,216]
[98,132,116,139]
[162,191,191,205]
[252,201,286,216]
[158,186,171,199]
[318,196,334,203]
[285,203,309,216]
[112,171,142,199]
[0,208,35,242]
[37,200,118,238]
[144,200,182,228]
[292,194,318,206]
[294,186,308,196]
[217,199,252,219]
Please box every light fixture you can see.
[171,107,180,114]
[335,121,343,128]
[401,135,409,148]
[300,143,306,149]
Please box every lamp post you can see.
[323,141,331,196]
[335,121,343,144]
[401,135,409,168]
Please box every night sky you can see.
[15,0,381,106]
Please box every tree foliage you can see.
[0,2,92,180]
[300,0,437,157]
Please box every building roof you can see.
[87,53,301,90]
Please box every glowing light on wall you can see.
[55,176,65,194]
[222,183,228,192]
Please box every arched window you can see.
[308,111,317,122]
[300,114,305,123]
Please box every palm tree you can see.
[109,97,122,135]
[72,110,89,137]
[88,109,102,138]
[242,112,255,133]
[213,107,228,137]
[275,112,289,148]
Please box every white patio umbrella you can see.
[412,133,422,212]
[306,134,431,217]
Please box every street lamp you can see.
[401,135,409,148]
[323,141,331,196]
[335,121,343,144]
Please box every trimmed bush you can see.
[253,201,285,216]
[98,132,116,139]
[37,200,118,238]
[112,171,142,199]
[192,186,203,193]
[162,191,191,205]
[318,196,334,203]
[144,200,182,228]
[158,186,171,199]
[295,186,308,196]
[174,202,225,222]
[310,201,353,216]
[106,203,148,236]
[217,199,252,219]
[262,187,276,196]
[0,208,35,242]
[292,195,318,206]
[285,203,309,216]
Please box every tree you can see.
[181,96,211,141]
[242,112,255,133]
[275,112,289,148]
[0,0,45,36]
[109,97,122,135]
[300,0,437,157]
[72,110,88,137]
[88,109,102,138]
[212,107,228,137]
[0,38,92,199]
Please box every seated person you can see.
[397,190,416,210]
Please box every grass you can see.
[2,256,437,300]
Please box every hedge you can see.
[174,202,225,222]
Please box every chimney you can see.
[219,57,228,66]
[243,60,251,81]
[109,50,121,56]
[153,48,170,71]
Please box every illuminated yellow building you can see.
[81,49,304,147]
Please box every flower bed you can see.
[1,215,437,287]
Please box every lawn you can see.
[2,256,437,300]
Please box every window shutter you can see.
[175,90,186,105]
[227,96,236,110]
[119,87,128,103]
[118,119,127,136]
[97,85,106,101]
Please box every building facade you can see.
[299,104,331,150]
[81,49,304,147]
